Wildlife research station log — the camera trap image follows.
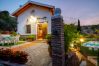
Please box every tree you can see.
[64,24,80,52]
[77,19,81,33]
[0,11,17,32]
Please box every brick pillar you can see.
[51,8,65,66]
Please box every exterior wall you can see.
[17,6,52,35]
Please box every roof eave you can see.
[12,1,55,17]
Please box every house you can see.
[12,1,54,39]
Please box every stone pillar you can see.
[51,8,65,66]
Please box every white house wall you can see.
[17,6,52,35]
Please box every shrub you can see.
[64,24,80,52]
[26,35,36,41]
[19,35,36,41]
[45,34,52,57]
[10,31,17,36]
[0,48,28,64]
[0,48,12,61]
[19,36,26,41]
[45,34,51,40]
[11,51,28,64]
[45,34,51,44]
[27,35,35,39]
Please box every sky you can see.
[0,0,99,25]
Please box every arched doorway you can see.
[37,22,48,40]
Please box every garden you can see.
[46,21,99,66]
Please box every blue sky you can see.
[0,0,99,25]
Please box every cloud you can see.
[81,16,99,25]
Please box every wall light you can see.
[29,16,37,23]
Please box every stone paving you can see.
[10,40,52,66]
[0,40,52,66]
[23,41,52,66]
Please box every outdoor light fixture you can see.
[32,17,37,22]
[71,43,74,47]
[80,38,84,42]
[30,16,37,23]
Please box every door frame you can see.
[36,22,48,40]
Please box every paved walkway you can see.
[11,40,51,66]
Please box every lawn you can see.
[0,41,25,47]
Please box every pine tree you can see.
[77,19,81,33]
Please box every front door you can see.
[37,22,48,40]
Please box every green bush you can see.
[64,24,80,52]
[11,31,17,36]
[45,34,51,40]
[26,35,36,41]
[19,35,36,41]
[27,35,36,39]
[19,37,26,41]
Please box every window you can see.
[26,25,31,33]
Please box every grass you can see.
[80,46,98,56]
[0,41,25,47]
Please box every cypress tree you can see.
[77,19,81,32]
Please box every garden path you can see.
[11,40,51,66]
